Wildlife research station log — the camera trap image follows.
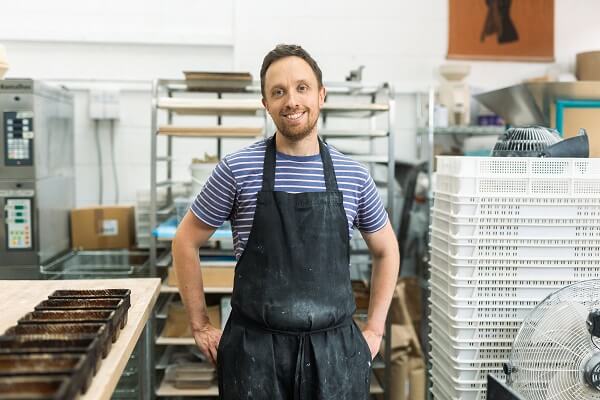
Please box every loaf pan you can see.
[35,298,129,331]
[0,335,102,375]
[0,375,78,400]
[49,289,131,313]
[19,310,123,343]
[0,353,94,393]
[3,323,111,359]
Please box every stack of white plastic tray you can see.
[428,156,600,400]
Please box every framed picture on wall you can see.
[447,0,554,62]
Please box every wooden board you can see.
[0,278,161,400]
[158,126,263,138]
[157,98,263,116]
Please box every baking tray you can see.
[0,335,102,374]
[35,298,129,331]
[19,310,123,343]
[3,323,111,359]
[0,375,78,400]
[49,289,131,311]
[0,353,94,393]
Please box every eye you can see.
[298,84,308,92]
[272,88,284,97]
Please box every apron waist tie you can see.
[230,309,353,400]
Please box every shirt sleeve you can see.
[190,159,236,227]
[354,173,388,233]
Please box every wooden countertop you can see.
[0,278,161,400]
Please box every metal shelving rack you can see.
[320,81,396,400]
[149,79,397,399]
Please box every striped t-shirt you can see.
[191,139,388,259]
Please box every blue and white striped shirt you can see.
[191,139,388,259]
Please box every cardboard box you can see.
[162,302,221,337]
[70,206,135,250]
[576,51,600,81]
[168,266,235,289]
[549,102,600,157]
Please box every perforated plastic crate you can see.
[430,322,513,350]
[431,345,504,382]
[435,156,600,179]
[429,302,527,328]
[430,283,542,307]
[429,250,600,281]
[429,337,509,369]
[431,372,489,400]
[430,232,600,260]
[429,262,587,289]
[429,275,574,302]
[431,210,600,239]
[433,192,600,219]
[435,173,600,198]
[431,364,488,394]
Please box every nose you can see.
[283,90,299,110]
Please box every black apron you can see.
[217,135,372,400]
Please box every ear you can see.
[318,86,326,108]
[262,97,269,113]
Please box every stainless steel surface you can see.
[40,250,151,279]
[0,79,74,273]
[475,82,600,127]
[475,83,546,126]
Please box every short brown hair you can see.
[260,44,323,98]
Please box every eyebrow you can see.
[269,79,311,91]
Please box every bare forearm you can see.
[366,229,400,336]
[172,240,210,332]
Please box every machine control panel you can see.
[3,111,34,166]
[4,198,32,250]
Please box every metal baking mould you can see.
[0,353,94,393]
[0,335,102,375]
[19,310,123,343]
[3,323,112,359]
[0,375,79,400]
[49,289,131,311]
[35,298,129,331]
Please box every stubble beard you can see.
[275,111,319,143]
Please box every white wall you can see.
[2,0,600,206]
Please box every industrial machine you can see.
[0,79,74,278]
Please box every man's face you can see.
[262,56,325,142]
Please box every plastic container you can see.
[433,191,600,218]
[435,156,600,179]
[431,209,600,239]
[429,231,600,260]
[429,250,600,281]
[431,346,505,382]
[429,300,525,326]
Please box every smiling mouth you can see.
[283,111,305,121]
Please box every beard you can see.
[273,111,319,142]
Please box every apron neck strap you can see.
[262,134,339,191]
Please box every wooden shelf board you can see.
[156,335,196,346]
[160,284,233,294]
[158,126,263,138]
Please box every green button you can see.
[15,212,23,217]
[14,218,24,223]
[14,205,25,210]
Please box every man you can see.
[172,44,400,399]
